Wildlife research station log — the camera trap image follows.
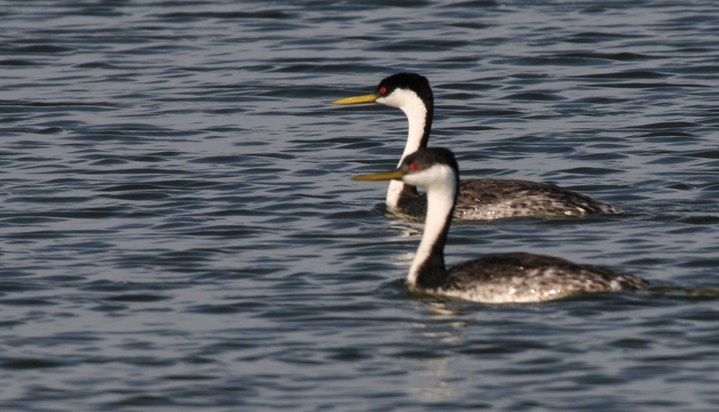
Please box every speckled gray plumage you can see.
[416,252,647,303]
[393,178,621,220]
[455,178,621,219]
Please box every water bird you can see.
[353,147,646,303]
[335,73,621,220]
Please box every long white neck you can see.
[406,167,456,286]
[385,93,429,209]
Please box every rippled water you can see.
[1,0,719,410]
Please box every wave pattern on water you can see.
[1,0,719,410]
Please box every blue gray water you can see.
[1,1,718,410]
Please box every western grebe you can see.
[353,148,646,303]
[335,73,622,220]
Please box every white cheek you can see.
[376,94,401,109]
[403,168,435,186]
[402,172,424,187]
[376,88,423,111]
[403,165,455,190]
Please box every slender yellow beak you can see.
[332,93,378,105]
[352,169,405,181]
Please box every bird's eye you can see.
[410,162,420,171]
[379,86,388,95]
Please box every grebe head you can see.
[332,73,433,112]
[353,147,459,287]
[337,74,438,210]
[352,147,458,192]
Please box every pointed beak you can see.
[352,169,405,181]
[332,93,378,105]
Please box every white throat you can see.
[378,89,429,210]
[404,165,456,285]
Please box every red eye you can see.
[410,162,419,171]
[379,86,388,95]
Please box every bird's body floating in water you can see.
[353,147,646,303]
[336,73,621,220]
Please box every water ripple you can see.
[0,1,718,410]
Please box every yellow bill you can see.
[352,169,405,181]
[332,93,378,105]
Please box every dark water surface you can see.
[1,1,719,410]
